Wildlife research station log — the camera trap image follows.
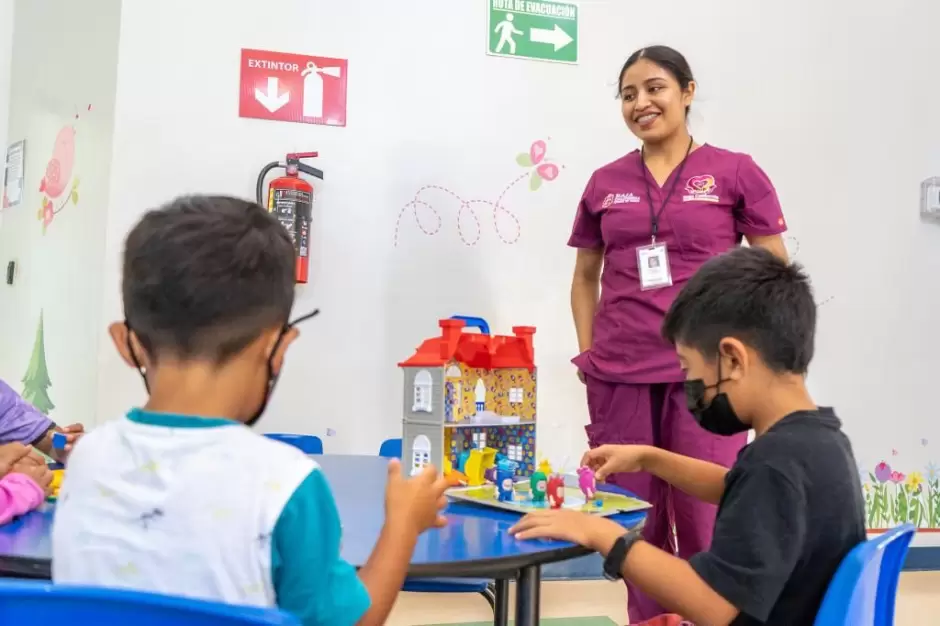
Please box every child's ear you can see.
[268,327,299,376]
[109,322,148,370]
[720,338,749,379]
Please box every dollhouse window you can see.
[411,435,432,475]
[445,365,462,378]
[507,444,523,462]
[472,432,487,449]
[509,388,523,404]
[413,370,433,413]
[474,379,487,412]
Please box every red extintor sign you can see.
[239,48,348,127]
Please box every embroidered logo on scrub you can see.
[683,175,719,203]
[602,192,641,208]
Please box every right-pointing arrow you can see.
[529,24,573,52]
[255,77,290,113]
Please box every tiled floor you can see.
[389,572,940,625]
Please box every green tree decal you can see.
[21,310,54,414]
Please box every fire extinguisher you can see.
[256,151,324,284]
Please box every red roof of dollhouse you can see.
[398,319,536,371]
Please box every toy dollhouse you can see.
[399,316,537,480]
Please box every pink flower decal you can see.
[874,462,892,483]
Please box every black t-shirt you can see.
[689,408,866,625]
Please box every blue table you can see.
[0,455,646,625]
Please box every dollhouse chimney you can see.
[512,326,536,363]
[439,318,465,360]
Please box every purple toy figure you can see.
[577,466,597,500]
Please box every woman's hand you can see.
[0,443,33,476]
[581,444,654,481]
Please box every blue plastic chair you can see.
[378,438,402,459]
[378,438,498,615]
[814,524,916,625]
[265,433,323,455]
[0,579,299,624]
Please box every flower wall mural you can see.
[862,441,940,531]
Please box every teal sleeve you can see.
[272,469,371,626]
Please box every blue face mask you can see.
[125,309,320,427]
[683,358,749,436]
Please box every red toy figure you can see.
[547,474,565,509]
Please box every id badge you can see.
[637,242,673,291]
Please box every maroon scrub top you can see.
[569,144,787,384]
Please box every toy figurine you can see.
[484,466,498,484]
[530,467,547,503]
[496,459,517,502]
[537,458,552,475]
[577,466,597,500]
[547,474,565,509]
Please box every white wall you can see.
[97,0,940,540]
[0,0,13,229]
[0,0,121,427]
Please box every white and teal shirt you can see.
[52,409,370,626]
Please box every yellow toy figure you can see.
[464,447,497,486]
[49,469,64,499]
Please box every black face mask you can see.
[684,358,750,436]
[125,309,320,427]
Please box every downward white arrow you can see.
[255,77,290,113]
[529,24,573,51]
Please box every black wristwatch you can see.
[603,530,642,581]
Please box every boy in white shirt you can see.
[53,195,449,626]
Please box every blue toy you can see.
[495,459,517,502]
[52,432,67,450]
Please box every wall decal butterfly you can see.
[516,139,561,191]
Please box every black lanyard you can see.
[640,136,694,242]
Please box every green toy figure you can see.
[530,459,551,503]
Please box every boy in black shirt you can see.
[511,247,866,625]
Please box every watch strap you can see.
[603,530,642,581]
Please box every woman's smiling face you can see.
[619,58,695,144]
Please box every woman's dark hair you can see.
[616,45,695,115]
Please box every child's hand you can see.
[509,509,625,552]
[0,443,34,476]
[384,459,448,536]
[581,444,653,481]
[12,461,54,496]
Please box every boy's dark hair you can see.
[122,195,295,364]
[617,45,695,116]
[662,247,816,374]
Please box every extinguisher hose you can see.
[256,161,283,206]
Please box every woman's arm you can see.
[746,233,788,262]
[0,379,54,446]
[571,248,604,354]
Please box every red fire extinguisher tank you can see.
[256,152,324,284]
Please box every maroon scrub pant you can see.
[584,376,747,623]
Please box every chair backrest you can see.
[264,433,323,455]
[0,580,299,624]
[379,438,402,459]
[814,524,915,626]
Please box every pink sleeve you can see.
[0,473,45,525]
[733,155,787,236]
[567,175,604,249]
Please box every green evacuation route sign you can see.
[487,0,578,64]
